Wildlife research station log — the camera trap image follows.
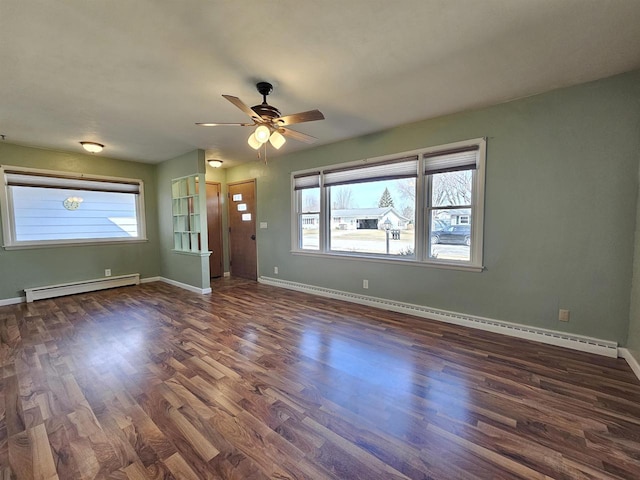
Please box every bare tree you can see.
[432,171,472,206]
[398,178,416,202]
[332,186,355,209]
[401,204,414,222]
[303,191,320,212]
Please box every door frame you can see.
[206,181,223,278]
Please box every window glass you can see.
[429,208,472,262]
[329,179,415,256]
[299,187,320,250]
[428,168,473,261]
[11,187,138,241]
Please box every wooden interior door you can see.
[228,179,257,280]
[206,182,223,278]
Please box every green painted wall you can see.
[156,149,210,289]
[0,142,160,299]
[227,70,640,344]
[627,162,640,360]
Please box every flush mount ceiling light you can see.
[207,160,223,168]
[63,196,83,210]
[80,141,104,153]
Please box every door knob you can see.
[251,235,256,240]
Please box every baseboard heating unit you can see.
[259,276,619,358]
[25,273,140,303]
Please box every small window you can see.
[1,166,146,248]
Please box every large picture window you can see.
[1,166,146,248]
[292,138,486,270]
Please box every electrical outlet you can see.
[558,309,570,322]
[105,269,112,277]
[274,266,279,274]
[363,279,369,289]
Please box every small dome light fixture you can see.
[80,141,104,153]
[208,160,223,168]
[63,196,84,210]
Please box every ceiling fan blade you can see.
[275,109,325,126]
[280,127,318,144]
[222,95,264,121]
[196,122,251,127]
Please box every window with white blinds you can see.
[291,138,486,270]
[1,166,146,248]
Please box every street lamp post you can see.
[382,218,393,254]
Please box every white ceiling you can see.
[2,1,640,166]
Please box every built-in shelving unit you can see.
[171,175,201,252]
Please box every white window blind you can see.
[424,146,479,175]
[293,172,320,190]
[324,155,419,187]
[5,171,141,193]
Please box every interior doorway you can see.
[206,182,223,278]
[227,179,257,280]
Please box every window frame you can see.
[0,165,147,249]
[291,138,486,271]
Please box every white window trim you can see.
[290,138,486,271]
[0,165,147,249]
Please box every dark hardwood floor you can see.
[1,279,640,479]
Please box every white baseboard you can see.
[156,277,211,295]
[0,296,25,306]
[259,276,618,358]
[140,276,161,284]
[223,271,231,277]
[618,348,640,382]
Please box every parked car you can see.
[431,224,471,246]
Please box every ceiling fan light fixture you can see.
[80,141,104,153]
[247,132,261,150]
[207,160,223,168]
[254,125,271,144]
[269,130,286,149]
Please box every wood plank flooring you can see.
[1,278,640,479]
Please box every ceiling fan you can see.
[196,82,325,150]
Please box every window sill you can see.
[3,238,149,250]
[290,250,484,272]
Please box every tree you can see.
[432,171,472,206]
[378,187,394,208]
[401,204,414,222]
[332,186,354,209]
[303,193,320,212]
[397,178,416,202]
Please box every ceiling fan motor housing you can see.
[252,82,280,120]
[251,103,281,120]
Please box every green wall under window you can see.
[226,70,640,345]
[0,143,161,300]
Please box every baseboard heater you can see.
[259,276,619,358]
[24,273,140,303]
